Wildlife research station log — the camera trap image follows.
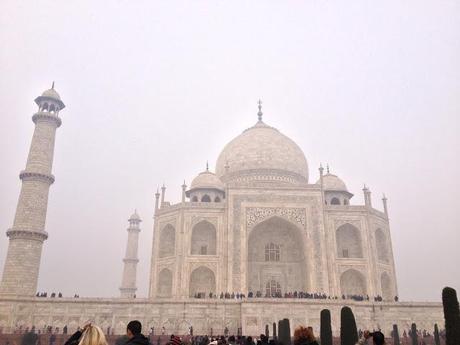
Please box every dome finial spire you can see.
[51,81,55,89]
[326,164,330,174]
[257,99,263,122]
[206,161,209,171]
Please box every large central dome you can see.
[215,119,309,184]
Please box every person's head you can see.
[78,326,107,345]
[370,332,385,345]
[126,321,142,339]
[171,336,181,345]
[294,326,314,345]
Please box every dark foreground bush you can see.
[340,306,358,345]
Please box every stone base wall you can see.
[0,297,444,337]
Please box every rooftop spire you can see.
[326,164,330,174]
[206,161,209,171]
[257,99,263,122]
[51,81,55,89]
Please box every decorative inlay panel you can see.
[246,207,306,230]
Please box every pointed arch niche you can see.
[375,228,390,263]
[340,269,367,296]
[381,272,393,300]
[191,220,217,255]
[157,268,173,297]
[336,223,363,258]
[189,266,216,297]
[159,224,175,258]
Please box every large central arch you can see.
[247,216,307,295]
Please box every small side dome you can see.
[42,88,62,101]
[319,173,348,192]
[318,169,353,206]
[189,171,225,191]
[186,168,225,203]
[34,83,65,110]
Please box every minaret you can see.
[363,184,372,208]
[382,194,389,218]
[154,188,160,213]
[181,181,187,203]
[0,84,65,296]
[160,184,166,207]
[120,211,142,298]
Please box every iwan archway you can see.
[247,216,308,296]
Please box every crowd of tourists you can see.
[192,291,398,302]
[35,292,80,298]
[5,320,390,345]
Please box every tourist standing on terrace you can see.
[125,321,150,345]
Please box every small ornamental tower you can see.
[120,211,142,298]
[0,84,65,296]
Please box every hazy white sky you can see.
[0,0,459,301]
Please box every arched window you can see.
[42,103,49,111]
[264,243,280,262]
[375,229,390,263]
[214,196,221,202]
[192,196,198,202]
[265,280,281,297]
[331,197,341,205]
[49,104,55,113]
[201,195,211,202]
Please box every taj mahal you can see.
[0,86,444,336]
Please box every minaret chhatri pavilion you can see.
[0,84,65,296]
[120,211,141,298]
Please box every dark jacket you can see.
[295,340,319,345]
[125,334,150,345]
[64,331,82,345]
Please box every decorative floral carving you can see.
[334,219,361,229]
[246,207,306,230]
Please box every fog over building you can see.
[0,87,444,335]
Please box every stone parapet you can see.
[6,229,48,242]
[19,171,55,184]
[0,297,443,337]
[32,113,62,127]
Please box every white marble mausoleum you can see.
[0,87,444,336]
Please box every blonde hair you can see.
[78,326,108,345]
